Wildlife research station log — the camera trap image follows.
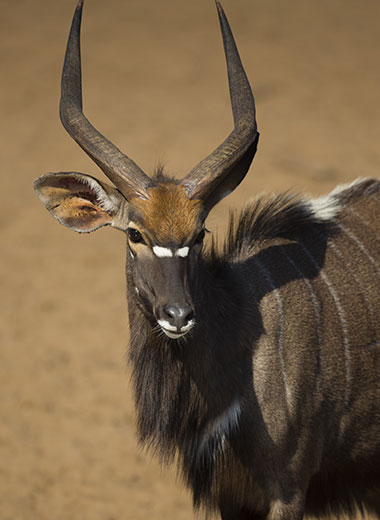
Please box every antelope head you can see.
[34,0,258,340]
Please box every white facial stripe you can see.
[152,246,173,258]
[175,247,189,257]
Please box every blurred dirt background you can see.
[1,0,380,519]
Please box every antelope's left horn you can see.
[181,1,259,211]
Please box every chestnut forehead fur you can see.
[131,183,203,245]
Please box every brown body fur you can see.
[126,178,380,519]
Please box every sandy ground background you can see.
[1,0,380,519]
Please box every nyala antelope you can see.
[34,1,380,519]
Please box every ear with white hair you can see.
[34,172,128,233]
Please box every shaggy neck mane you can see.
[127,256,251,455]
[126,177,380,507]
[125,180,344,497]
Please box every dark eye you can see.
[195,229,205,244]
[128,228,145,244]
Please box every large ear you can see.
[34,172,128,233]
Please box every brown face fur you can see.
[131,183,204,246]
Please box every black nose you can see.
[163,304,194,329]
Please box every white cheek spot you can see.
[175,246,189,258]
[180,319,195,332]
[135,287,139,295]
[157,319,177,332]
[129,249,135,258]
[152,246,173,258]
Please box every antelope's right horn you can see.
[60,0,156,200]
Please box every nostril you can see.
[163,304,194,328]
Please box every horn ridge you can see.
[60,0,155,200]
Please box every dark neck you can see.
[126,254,254,460]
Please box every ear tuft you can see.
[34,172,127,233]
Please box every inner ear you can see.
[34,172,127,233]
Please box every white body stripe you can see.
[328,238,375,319]
[254,257,291,407]
[347,207,380,245]
[299,241,351,406]
[339,223,380,278]
[281,246,323,378]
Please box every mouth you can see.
[157,319,195,340]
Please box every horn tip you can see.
[215,1,225,16]
[215,1,229,33]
